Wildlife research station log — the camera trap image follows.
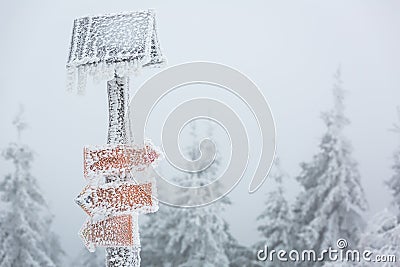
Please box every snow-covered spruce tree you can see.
[141,123,258,267]
[0,109,64,267]
[387,107,400,218]
[255,157,292,266]
[292,68,368,265]
[355,209,400,267]
[354,108,400,267]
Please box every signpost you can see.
[83,144,160,179]
[80,215,137,252]
[76,182,157,216]
[67,10,165,267]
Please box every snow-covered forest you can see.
[1,69,400,266]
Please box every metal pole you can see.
[105,74,140,267]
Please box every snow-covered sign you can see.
[67,9,166,266]
[83,144,161,179]
[75,182,158,216]
[66,10,166,93]
[80,215,138,252]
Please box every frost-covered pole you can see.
[105,75,140,266]
[66,10,165,267]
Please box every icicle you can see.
[136,60,143,76]
[77,66,87,95]
[66,66,76,93]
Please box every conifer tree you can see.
[356,108,400,267]
[292,69,368,266]
[140,123,257,266]
[387,107,400,218]
[256,158,291,266]
[0,108,64,266]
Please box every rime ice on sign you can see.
[80,215,139,252]
[83,144,161,179]
[76,182,158,216]
[66,10,166,93]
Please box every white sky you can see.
[1,0,400,263]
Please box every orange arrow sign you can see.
[83,144,160,179]
[80,215,137,252]
[75,182,157,216]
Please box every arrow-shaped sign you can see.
[80,214,138,252]
[83,144,160,179]
[75,181,157,216]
